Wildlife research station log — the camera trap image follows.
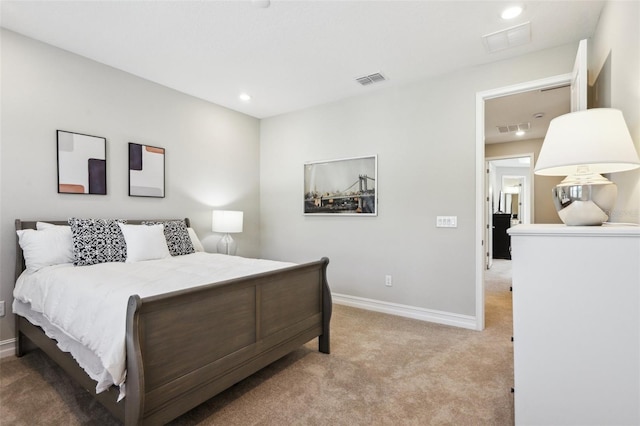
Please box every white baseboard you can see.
[0,338,16,359]
[332,293,477,330]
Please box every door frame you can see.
[474,73,572,330]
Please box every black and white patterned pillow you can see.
[68,218,127,266]
[143,220,194,256]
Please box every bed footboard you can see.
[125,258,331,425]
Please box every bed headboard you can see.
[14,218,192,282]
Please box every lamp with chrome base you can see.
[212,210,243,255]
[534,108,640,225]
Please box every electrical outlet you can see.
[0,300,5,317]
[385,275,393,287]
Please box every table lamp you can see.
[534,108,640,225]
[212,210,243,255]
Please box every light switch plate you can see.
[436,216,458,228]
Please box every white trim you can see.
[0,338,16,359]
[475,92,487,330]
[475,73,573,332]
[332,293,477,330]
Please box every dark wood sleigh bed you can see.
[14,218,332,425]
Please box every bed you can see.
[13,218,331,425]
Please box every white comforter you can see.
[13,253,295,398]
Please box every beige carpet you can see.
[0,260,514,425]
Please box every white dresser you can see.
[508,224,640,425]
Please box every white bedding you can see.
[13,252,295,399]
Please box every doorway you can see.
[475,39,587,330]
[474,73,573,330]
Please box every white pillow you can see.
[187,228,205,252]
[36,221,64,230]
[36,222,75,266]
[17,226,75,273]
[118,223,170,263]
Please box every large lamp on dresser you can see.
[534,108,640,225]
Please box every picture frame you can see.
[128,143,165,198]
[304,155,377,216]
[57,130,107,195]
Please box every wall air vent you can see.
[497,122,530,134]
[356,72,387,86]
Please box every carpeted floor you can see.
[0,260,514,425]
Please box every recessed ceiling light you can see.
[501,6,523,20]
[516,130,525,136]
[239,93,251,102]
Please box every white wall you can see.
[0,30,261,342]
[260,43,579,321]
[591,1,640,223]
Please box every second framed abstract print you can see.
[129,143,165,198]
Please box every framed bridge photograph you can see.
[304,155,377,216]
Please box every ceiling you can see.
[1,1,603,119]
[485,84,571,144]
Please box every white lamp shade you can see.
[212,210,243,233]
[535,108,640,176]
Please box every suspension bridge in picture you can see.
[304,174,376,214]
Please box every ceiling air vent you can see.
[497,122,530,134]
[356,72,387,86]
[482,22,531,53]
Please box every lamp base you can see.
[552,175,617,226]
[216,233,237,255]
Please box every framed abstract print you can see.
[129,143,165,198]
[57,130,107,195]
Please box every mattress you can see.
[13,252,295,399]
